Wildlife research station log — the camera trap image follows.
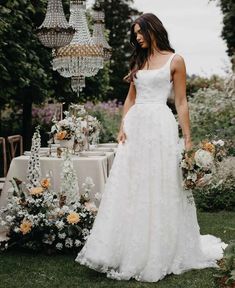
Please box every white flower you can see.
[186,172,197,182]
[212,139,224,146]
[43,233,55,244]
[82,228,90,237]
[5,215,15,223]
[14,227,20,233]
[55,220,64,230]
[65,238,73,248]
[94,192,102,201]
[84,177,95,186]
[61,205,69,213]
[38,213,45,219]
[58,232,66,239]
[194,149,214,170]
[74,239,82,247]
[56,243,63,250]
[84,201,98,213]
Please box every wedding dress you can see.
[75,53,227,282]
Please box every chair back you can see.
[0,137,7,177]
[7,135,23,160]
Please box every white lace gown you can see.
[75,53,227,282]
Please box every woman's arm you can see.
[171,55,193,151]
[117,81,136,143]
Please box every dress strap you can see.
[166,53,176,67]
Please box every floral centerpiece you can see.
[68,104,102,151]
[0,176,100,252]
[51,115,77,149]
[180,139,226,190]
[50,104,102,152]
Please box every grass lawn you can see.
[0,211,234,288]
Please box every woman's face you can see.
[134,23,148,49]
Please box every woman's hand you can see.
[184,138,193,151]
[117,128,127,144]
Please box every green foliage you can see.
[186,74,224,97]
[193,154,235,212]
[211,0,235,68]
[214,241,235,287]
[84,100,122,143]
[193,179,235,212]
[0,212,234,287]
[188,76,235,145]
[97,0,141,102]
[0,0,53,107]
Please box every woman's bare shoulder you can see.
[172,54,186,71]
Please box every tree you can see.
[95,0,141,102]
[211,0,235,70]
[0,0,75,148]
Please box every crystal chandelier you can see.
[71,75,86,94]
[37,0,75,48]
[92,9,112,61]
[52,0,104,95]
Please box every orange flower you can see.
[202,142,215,154]
[40,178,50,189]
[30,187,44,196]
[56,131,67,140]
[67,212,80,225]
[20,220,32,235]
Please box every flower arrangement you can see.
[180,139,226,190]
[68,104,102,151]
[0,176,100,252]
[51,115,77,141]
[214,241,235,288]
[50,104,101,150]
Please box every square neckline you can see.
[138,53,175,72]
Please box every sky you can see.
[87,0,231,77]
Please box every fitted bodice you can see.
[134,53,176,104]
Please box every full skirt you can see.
[75,103,227,282]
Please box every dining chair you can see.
[7,134,23,161]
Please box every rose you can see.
[56,131,67,140]
[30,187,44,196]
[202,142,215,154]
[40,178,50,189]
[194,149,214,170]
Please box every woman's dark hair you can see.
[124,13,175,82]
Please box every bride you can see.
[76,13,226,282]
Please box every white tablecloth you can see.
[0,151,116,208]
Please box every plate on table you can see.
[23,148,49,157]
[97,143,118,148]
[93,147,114,152]
[79,151,106,157]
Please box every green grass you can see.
[0,212,234,288]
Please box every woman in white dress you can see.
[76,13,226,282]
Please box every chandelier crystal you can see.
[37,0,75,48]
[52,0,104,94]
[92,9,112,61]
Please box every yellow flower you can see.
[67,212,80,225]
[30,187,44,196]
[20,220,32,235]
[201,141,215,154]
[56,131,67,140]
[40,178,50,189]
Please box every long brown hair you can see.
[125,13,175,82]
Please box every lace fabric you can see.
[75,53,227,282]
